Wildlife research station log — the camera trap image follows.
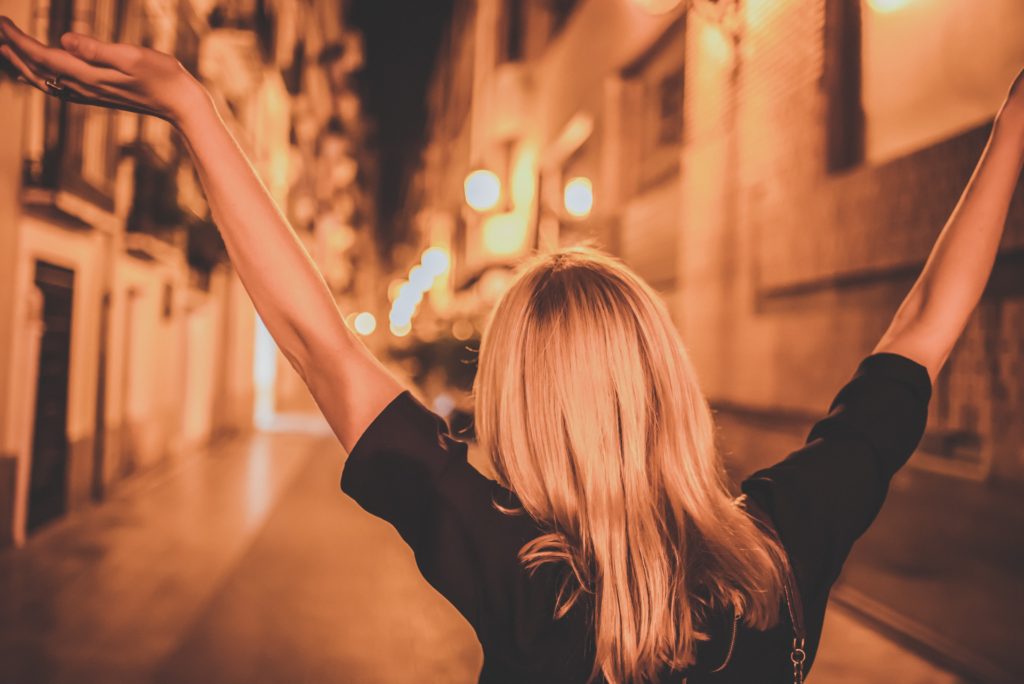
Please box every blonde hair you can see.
[473,246,789,683]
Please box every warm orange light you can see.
[387,278,405,302]
[479,268,513,304]
[353,312,376,335]
[390,321,412,337]
[464,169,502,211]
[451,319,474,341]
[483,213,528,255]
[865,0,913,12]
[564,177,594,218]
[632,0,682,15]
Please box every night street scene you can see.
[0,0,1022,682]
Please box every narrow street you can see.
[0,417,962,684]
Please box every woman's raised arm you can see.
[873,69,1024,384]
[0,19,404,451]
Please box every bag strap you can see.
[736,495,808,684]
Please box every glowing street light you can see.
[421,246,450,276]
[483,212,528,255]
[353,312,376,335]
[387,278,405,302]
[387,245,453,337]
[564,177,594,218]
[408,265,434,291]
[464,169,502,212]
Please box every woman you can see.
[1,18,1021,683]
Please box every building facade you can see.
[406,0,1024,679]
[0,0,376,547]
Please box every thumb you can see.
[60,32,81,54]
[60,32,138,73]
[61,32,108,66]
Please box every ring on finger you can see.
[44,73,67,95]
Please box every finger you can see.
[0,17,58,78]
[1,42,150,116]
[0,43,50,92]
[61,32,141,75]
[60,77,165,118]
[3,35,148,106]
[59,70,160,112]
[1,39,57,80]
[0,18,125,87]
[42,68,169,119]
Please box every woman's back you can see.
[341,351,932,683]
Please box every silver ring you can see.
[44,75,66,93]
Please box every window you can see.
[620,17,686,196]
[498,0,524,63]
[23,0,128,211]
[545,0,580,37]
[823,0,864,171]
[657,68,685,147]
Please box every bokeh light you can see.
[408,265,434,291]
[451,319,474,341]
[353,312,376,335]
[464,169,502,212]
[483,213,528,255]
[421,247,450,276]
[563,177,594,218]
[387,278,405,302]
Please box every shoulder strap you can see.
[735,495,808,683]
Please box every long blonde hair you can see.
[473,247,789,683]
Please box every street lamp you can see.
[390,321,412,337]
[421,246,450,276]
[563,177,594,218]
[353,312,376,335]
[409,265,434,291]
[483,213,528,255]
[464,169,502,212]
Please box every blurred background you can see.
[0,0,1022,682]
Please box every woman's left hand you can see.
[0,15,209,127]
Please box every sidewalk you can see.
[0,418,962,683]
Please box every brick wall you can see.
[677,0,1024,484]
[676,1,1023,675]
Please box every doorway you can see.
[28,261,75,533]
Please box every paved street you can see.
[0,417,963,683]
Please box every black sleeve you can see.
[740,352,932,602]
[340,390,539,643]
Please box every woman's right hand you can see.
[0,16,210,128]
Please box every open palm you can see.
[0,15,206,126]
